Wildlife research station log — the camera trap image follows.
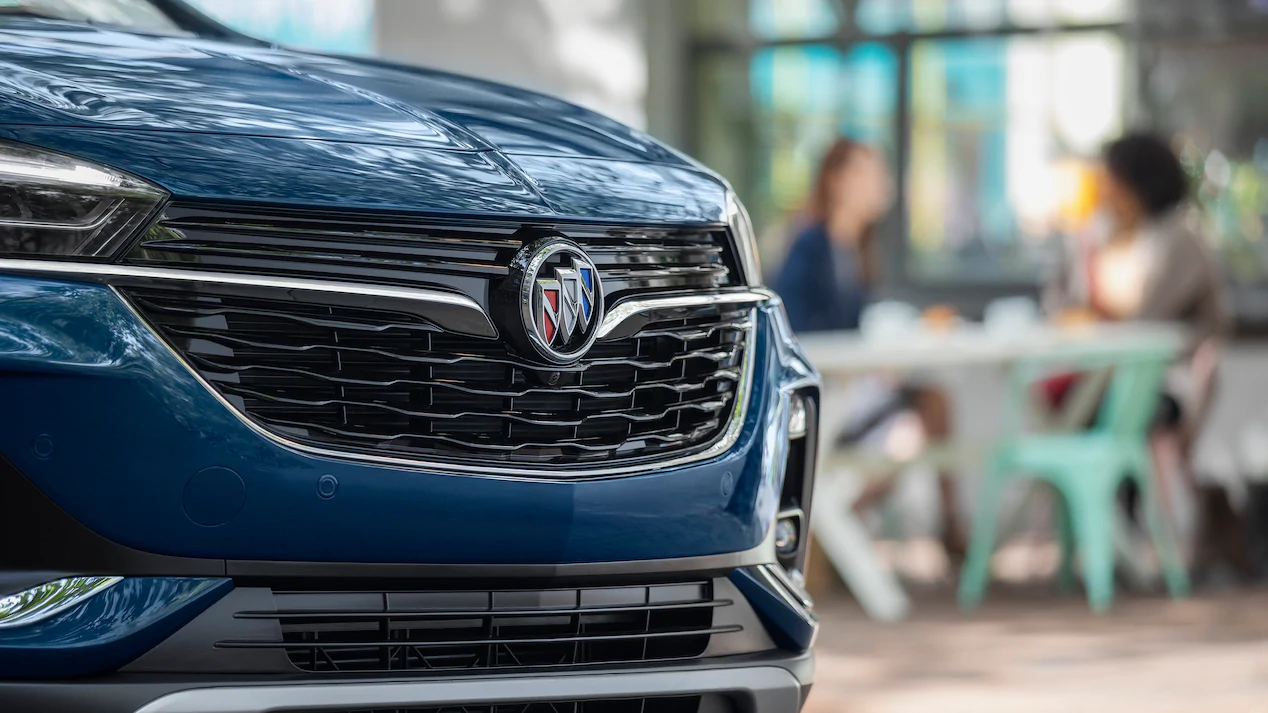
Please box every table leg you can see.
[810,473,911,622]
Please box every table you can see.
[798,322,1186,373]
[797,322,1187,621]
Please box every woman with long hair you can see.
[775,138,887,332]
[775,137,966,564]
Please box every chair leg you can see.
[958,453,1006,610]
[1069,486,1116,613]
[1055,488,1077,595]
[1134,449,1191,599]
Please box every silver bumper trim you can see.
[133,665,803,713]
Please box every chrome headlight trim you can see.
[0,576,123,629]
[0,140,167,259]
[726,191,762,287]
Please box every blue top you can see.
[773,222,869,333]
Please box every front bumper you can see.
[0,274,817,567]
[0,273,819,706]
[0,652,813,713]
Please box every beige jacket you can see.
[1044,206,1229,353]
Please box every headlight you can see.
[726,191,762,286]
[0,140,166,259]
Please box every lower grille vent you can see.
[312,697,703,713]
[218,582,734,673]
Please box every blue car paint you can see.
[0,578,231,677]
[728,569,817,652]
[0,275,804,564]
[0,20,687,162]
[0,127,729,224]
[0,21,728,223]
[0,12,822,665]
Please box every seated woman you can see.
[1046,135,1226,427]
[1044,133,1228,514]
[774,137,966,562]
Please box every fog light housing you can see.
[775,516,799,555]
[774,507,805,564]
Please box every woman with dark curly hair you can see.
[1048,134,1224,338]
[1044,133,1227,426]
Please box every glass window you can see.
[749,0,838,39]
[856,0,1126,34]
[907,32,1124,281]
[687,0,1137,295]
[693,50,755,203]
[750,43,897,217]
[689,0,749,39]
[693,42,898,266]
[0,0,182,33]
[185,0,375,54]
[1146,42,1268,287]
[693,40,897,267]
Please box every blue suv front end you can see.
[0,4,820,711]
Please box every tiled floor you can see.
[804,585,1268,713]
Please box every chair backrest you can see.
[1092,356,1170,439]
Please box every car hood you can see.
[0,19,726,223]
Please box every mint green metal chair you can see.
[958,352,1190,613]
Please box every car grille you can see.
[121,285,751,468]
[299,698,704,713]
[116,204,756,470]
[216,582,735,674]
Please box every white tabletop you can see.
[797,322,1188,374]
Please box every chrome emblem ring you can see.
[515,238,603,364]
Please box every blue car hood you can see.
[0,20,726,222]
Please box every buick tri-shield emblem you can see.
[502,238,604,364]
[535,260,596,346]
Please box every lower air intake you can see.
[217,582,735,673]
[304,698,705,713]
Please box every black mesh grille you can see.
[216,582,733,674]
[301,698,703,713]
[122,286,751,467]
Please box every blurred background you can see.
[182,1,1268,710]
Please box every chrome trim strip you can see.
[0,576,122,629]
[0,259,496,335]
[225,529,778,578]
[113,286,765,480]
[727,190,764,287]
[597,288,774,339]
[133,665,803,713]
